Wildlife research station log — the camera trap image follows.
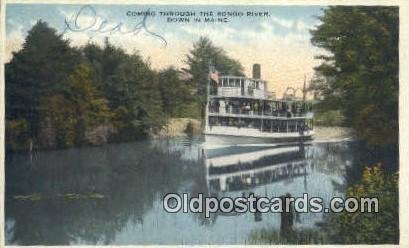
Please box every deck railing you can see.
[208,112,312,120]
[213,87,266,99]
[208,106,312,119]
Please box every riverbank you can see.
[8,120,353,154]
[154,118,202,138]
[313,126,355,142]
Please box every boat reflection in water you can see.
[205,145,308,193]
[201,143,310,223]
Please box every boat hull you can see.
[204,132,313,145]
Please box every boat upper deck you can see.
[211,75,275,100]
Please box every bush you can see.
[249,228,325,245]
[314,110,346,126]
[322,164,399,244]
[6,119,31,152]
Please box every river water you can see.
[5,136,398,245]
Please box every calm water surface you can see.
[5,136,397,245]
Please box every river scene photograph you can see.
[2,2,401,246]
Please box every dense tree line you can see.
[310,6,399,146]
[6,21,243,152]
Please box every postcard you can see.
[1,0,408,246]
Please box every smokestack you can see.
[252,64,261,79]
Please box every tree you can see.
[82,40,165,141]
[66,63,112,145]
[39,64,111,148]
[310,7,399,146]
[158,67,194,117]
[183,37,244,120]
[6,20,80,142]
[114,54,164,139]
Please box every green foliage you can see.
[314,109,346,126]
[5,21,80,137]
[38,64,111,148]
[82,40,166,141]
[249,228,326,245]
[183,36,244,119]
[177,101,201,119]
[310,7,398,146]
[66,63,112,145]
[5,119,31,152]
[323,164,399,244]
[6,22,203,152]
[40,94,76,147]
[158,67,195,117]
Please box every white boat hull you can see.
[204,126,313,145]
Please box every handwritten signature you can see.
[63,5,167,47]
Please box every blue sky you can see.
[6,4,323,36]
[5,4,326,96]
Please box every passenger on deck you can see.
[219,100,226,114]
[286,109,293,118]
[245,103,251,114]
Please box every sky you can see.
[5,4,327,97]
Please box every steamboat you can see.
[204,64,314,145]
